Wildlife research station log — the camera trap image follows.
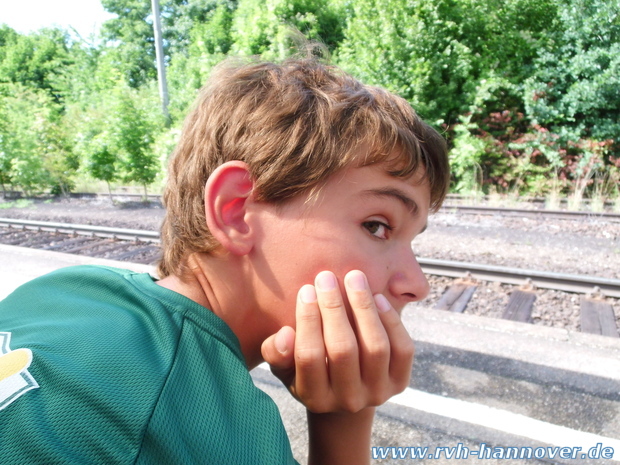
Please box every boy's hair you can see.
[158,57,449,278]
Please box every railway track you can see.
[0,218,160,265]
[444,192,619,210]
[1,217,618,338]
[441,204,620,222]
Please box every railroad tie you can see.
[90,241,137,257]
[435,277,477,313]
[62,238,112,254]
[24,233,62,248]
[42,236,94,250]
[3,231,33,245]
[580,294,619,338]
[108,246,158,261]
[502,286,537,323]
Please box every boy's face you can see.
[248,161,431,331]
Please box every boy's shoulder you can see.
[6,264,144,294]
[0,269,298,465]
[2,265,150,317]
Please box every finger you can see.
[314,271,361,403]
[294,284,330,408]
[344,270,390,396]
[261,326,296,383]
[374,293,415,394]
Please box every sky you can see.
[0,0,116,38]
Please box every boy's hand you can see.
[261,270,414,413]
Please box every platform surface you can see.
[0,243,153,300]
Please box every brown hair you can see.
[158,57,449,278]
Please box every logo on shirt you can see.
[0,332,38,411]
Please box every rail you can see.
[441,204,620,221]
[0,218,160,243]
[2,218,618,298]
[418,257,620,298]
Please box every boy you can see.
[0,56,449,464]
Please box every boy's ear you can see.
[204,161,256,256]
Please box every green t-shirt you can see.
[0,265,297,464]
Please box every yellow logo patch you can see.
[0,332,38,411]
[0,348,32,381]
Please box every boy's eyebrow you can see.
[361,188,419,215]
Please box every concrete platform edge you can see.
[402,305,620,385]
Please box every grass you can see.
[0,199,33,209]
[72,177,165,197]
[566,192,584,211]
[589,196,606,213]
[449,182,620,212]
[544,188,562,210]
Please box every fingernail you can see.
[374,294,391,313]
[275,330,289,355]
[299,284,317,304]
[346,270,367,291]
[315,271,336,291]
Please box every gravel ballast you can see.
[1,196,618,334]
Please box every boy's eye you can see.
[363,221,392,240]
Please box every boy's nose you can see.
[389,247,430,306]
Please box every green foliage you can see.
[88,143,119,185]
[1,0,619,200]
[112,85,162,196]
[336,0,430,114]
[71,82,163,197]
[0,26,72,100]
[100,0,231,87]
[166,0,237,120]
[41,109,79,197]
[0,83,76,195]
[192,1,236,56]
[160,0,232,56]
[449,116,488,193]
[73,101,121,194]
[0,199,33,209]
[336,0,556,124]
[0,95,13,194]
[55,42,121,105]
[230,0,344,59]
[524,0,620,145]
[100,0,157,87]
[450,0,620,197]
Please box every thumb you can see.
[261,326,296,382]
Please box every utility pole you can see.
[151,0,170,123]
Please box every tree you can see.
[0,90,13,196]
[100,0,157,87]
[0,28,82,196]
[449,0,620,196]
[524,0,620,151]
[88,140,120,201]
[0,83,74,195]
[113,86,162,199]
[160,0,236,57]
[336,0,434,117]
[100,0,228,88]
[0,27,73,101]
[41,106,79,197]
[166,0,237,121]
[69,90,121,201]
[230,0,344,59]
[337,0,557,126]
